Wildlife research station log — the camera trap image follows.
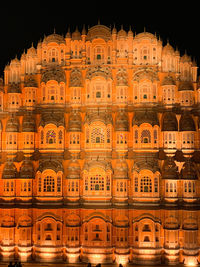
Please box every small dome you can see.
[162,42,175,56]
[86,24,111,41]
[20,159,34,178]
[10,57,20,66]
[135,31,157,41]
[112,25,117,34]
[162,157,179,179]
[2,161,17,179]
[117,26,127,39]
[27,45,36,56]
[72,27,81,40]
[22,114,36,132]
[133,110,159,126]
[6,117,19,132]
[180,159,197,180]
[114,159,128,178]
[43,33,65,44]
[180,52,191,63]
[115,111,129,131]
[179,113,196,131]
[68,111,82,132]
[162,112,178,131]
[128,26,133,37]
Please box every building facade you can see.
[0,23,200,265]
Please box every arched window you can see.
[86,78,112,103]
[133,171,160,197]
[85,122,111,149]
[83,168,111,196]
[141,46,149,62]
[37,170,62,196]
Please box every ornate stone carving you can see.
[84,109,112,125]
[41,66,66,83]
[40,111,64,127]
[116,67,128,86]
[133,110,159,126]
[86,65,112,80]
[69,68,82,87]
[38,159,63,173]
[133,67,159,82]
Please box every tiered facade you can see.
[0,23,200,265]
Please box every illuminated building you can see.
[0,23,200,265]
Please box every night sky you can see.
[0,3,199,77]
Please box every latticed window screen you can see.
[91,127,104,143]
[46,130,56,144]
[141,130,151,143]
[90,174,104,191]
[154,177,158,192]
[57,176,61,192]
[135,130,138,143]
[106,175,110,190]
[140,176,152,192]
[43,176,55,192]
[135,177,138,192]
[107,127,111,143]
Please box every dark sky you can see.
[0,3,199,77]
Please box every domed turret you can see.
[72,27,81,40]
[162,42,175,56]
[179,113,196,131]
[117,26,127,39]
[180,52,191,63]
[6,117,19,132]
[162,112,178,131]
[180,159,197,180]
[22,114,36,132]
[43,32,65,45]
[27,44,37,56]
[20,159,34,178]
[162,157,179,179]
[2,161,17,179]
